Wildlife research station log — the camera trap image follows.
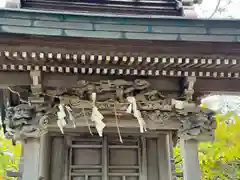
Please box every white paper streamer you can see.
[65,105,76,128]
[126,97,147,133]
[57,104,67,134]
[91,93,106,136]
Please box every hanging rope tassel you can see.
[126,97,147,133]
[82,107,93,136]
[91,93,106,137]
[114,103,123,143]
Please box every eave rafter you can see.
[1,50,240,79]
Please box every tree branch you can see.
[208,0,221,18]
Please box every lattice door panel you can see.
[70,137,104,180]
[67,134,169,180]
[108,136,141,180]
[69,135,141,180]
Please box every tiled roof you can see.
[0,8,240,42]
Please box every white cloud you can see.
[0,0,6,8]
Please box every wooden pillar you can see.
[18,146,24,180]
[50,137,65,180]
[22,138,41,180]
[22,134,50,180]
[158,133,172,180]
[180,139,201,180]
[39,134,51,180]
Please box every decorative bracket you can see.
[30,70,42,95]
[184,76,196,102]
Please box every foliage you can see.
[0,130,21,179]
[174,112,240,180]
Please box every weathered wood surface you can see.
[46,117,181,130]
[0,72,240,93]
[0,34,240,58]
[0,33,239,93]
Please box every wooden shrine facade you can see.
[0,7,240,180]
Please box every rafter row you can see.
[1,51,239,69]
[0,64,240,79]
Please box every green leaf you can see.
[0,130,21,179]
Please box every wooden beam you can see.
[0,72,31,87]
[46,116,181,131]
[1,71,240,93]
[47,127,175,137]
[195,79,240,93]
[0,72,181,92]
[0,33,240,57]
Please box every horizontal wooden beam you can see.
[0,72,31,87]
[1,72,240,93]
[195,79,240,93]
[46,117,181,130]
[0,72,180,91]
[47,127,176,135]
[0,33,240,58]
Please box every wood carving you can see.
[3,79,216,141]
